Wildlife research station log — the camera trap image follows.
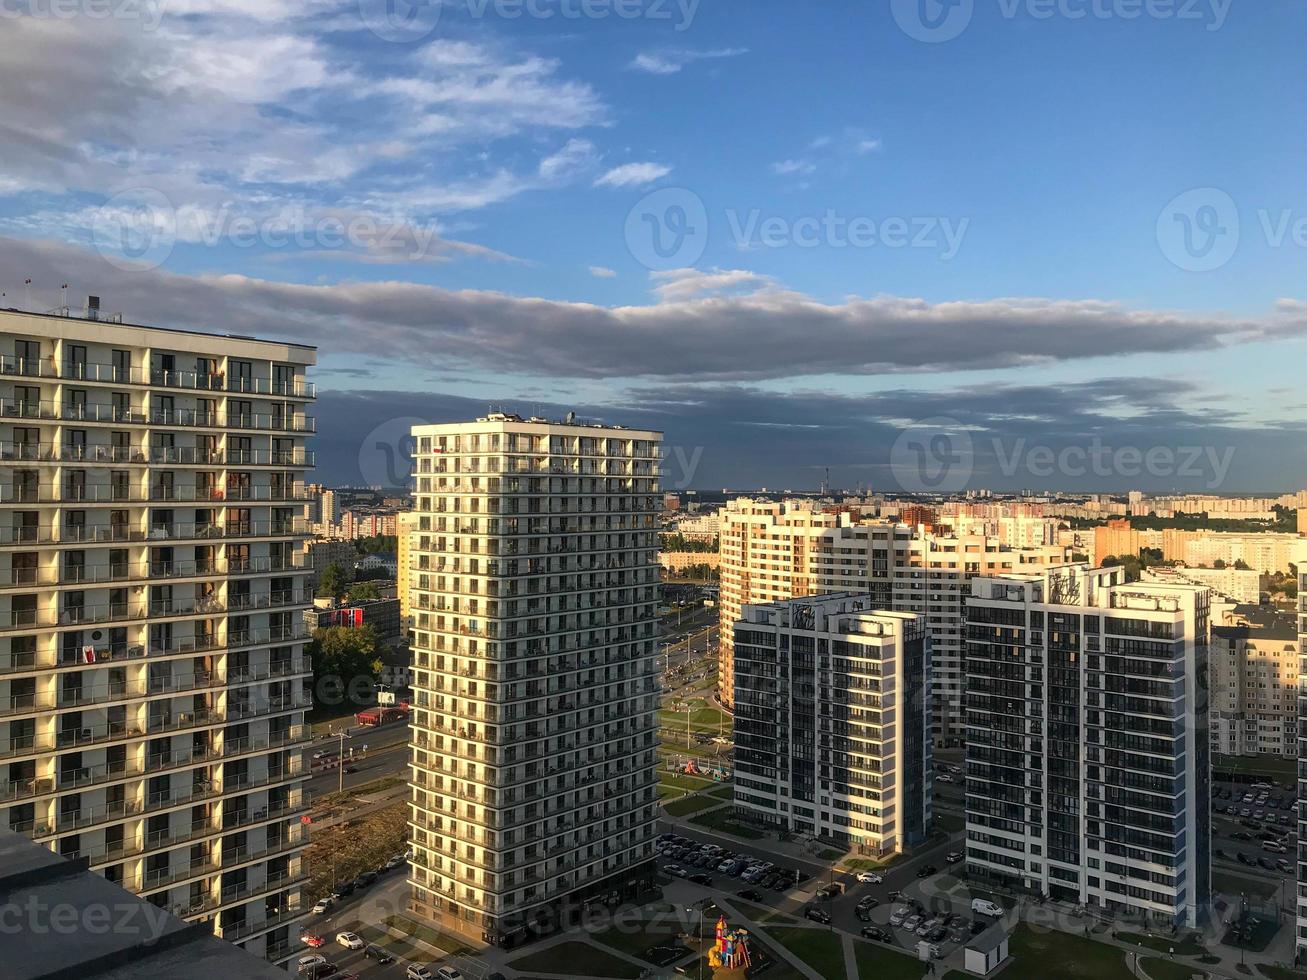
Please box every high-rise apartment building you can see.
[1208,606,1298,758]
[965,565,1211,927]
[406,415,662,946]
[717,500,909,708]
[1294,540,1307,958]
[397,509,420,635]
[717,500,1066,746]
[893,534,1067,745]
[733,595,930,856]
[0,307,316,965]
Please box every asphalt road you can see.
[308,720,413,797]
[298,872,490,980]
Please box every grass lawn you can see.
[1213,754,1297,782]
[728,899,790,924]
[1140,959,1209,980]
[663,795,720,817]
[690,808,767,840]
[590,920,691,959]
[1258,967,1307,980]
[381,914,470,954]
[1213,869,1278,899]
[658,771,720,791]
[709,783,735,800]
[854,938,929,980]
[506,940,645,978]
[1002,923,1134,979]
[768,928,847,980]
[1117,932,1205,956]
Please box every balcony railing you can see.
[0,442,312,466]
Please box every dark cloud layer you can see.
[3,236,1305,382]
[315,382,1307,493]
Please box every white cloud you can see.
[771,159,816,176]
[539,140,600,182]
[589,266,618,278]
[629,47,748,75]
[594,163,672,188]
[650,268,776,302]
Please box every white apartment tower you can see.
[1295,540,1307,957]
[0,306,316,965]
[406,415,662,946]
[733,595,930,855]
[965,565,1211,927]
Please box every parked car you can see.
[335,932,364,950]
[945,851,962,863]
[739,889,763,902]
[856,871,884,884]
[889,907,910,927]
[803,907,831,925]
[301,933,326,948]
[436,969,465,980]
[861,926,892,942]
[298,955,328,971]
[405,967,435,980]
[363,945,394,964]
[971,899,1003,918]
[663,865,687,878]
[688,873,713,886]
[915,864,938,879]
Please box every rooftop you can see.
[0,831,289,980]
[1215,604,1299,642]
[0,303,317,352]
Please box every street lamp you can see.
[686,906,704,980]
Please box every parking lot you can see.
[656,820,991,963]
[1211,778,1298,879]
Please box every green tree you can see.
[316,562,350,601]
[346,580,380,602]
[307,625,384,703]
[1233,559,1252,571]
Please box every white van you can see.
[972,899,1004,918]
[1262,840,1287,853]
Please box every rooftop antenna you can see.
[61,283,69,310]
[23,278,32,311]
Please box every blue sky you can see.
[1,0,1305,490]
